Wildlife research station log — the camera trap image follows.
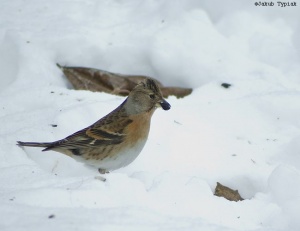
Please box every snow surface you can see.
[1,0,300,230]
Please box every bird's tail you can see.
[17,141,52,151]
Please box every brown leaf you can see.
[214,182,244,202]
[160,87,192,98]
[57,64,192,98]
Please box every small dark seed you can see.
[221,83,232,89]
[48,214,55,219]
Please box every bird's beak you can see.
[159,99,171,110]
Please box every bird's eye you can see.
[149,94,155,99]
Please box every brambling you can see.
[18,78,171,174]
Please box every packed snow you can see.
[1,0,300,230]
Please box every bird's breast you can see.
[124,112,152,147]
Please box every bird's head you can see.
[125,78,171,114]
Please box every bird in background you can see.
[18,78,171,174]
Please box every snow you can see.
[1,0,300,230]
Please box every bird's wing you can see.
[44,111,133,151]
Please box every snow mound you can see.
[1,0,300,230]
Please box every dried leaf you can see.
[57,64,192,98]
[214,182,244,202]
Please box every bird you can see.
[17,78,171,174]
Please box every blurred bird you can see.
[17,78,170,174]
